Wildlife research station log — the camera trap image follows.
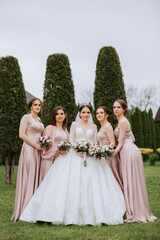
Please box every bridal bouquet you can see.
[73,139,91,167]
[57,141,72,151]
[39,136,52,154]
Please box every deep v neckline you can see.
[76,123,92,137]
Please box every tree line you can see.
[0,47,159,184]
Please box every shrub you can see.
[148,153,159,166]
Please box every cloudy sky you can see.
[0,0,160,112]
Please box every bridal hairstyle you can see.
[96,106,110,121]
[114,99,128,117]
[28,98,42,114]
[78,103,92,118]
[52,106,67,129]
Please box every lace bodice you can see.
[69,122,97,144]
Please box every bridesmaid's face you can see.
[96,108,108,121]
[80,107,91,121]
[30,100,41,114]
[113,102,124,117]
[55,109,66,123]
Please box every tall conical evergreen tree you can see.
[0,56,27,184]
[141,110,149,147]
[146,111,152,148]
[42,54,76,128]
[94,46,126,127]
[131,107,144,147]
[155,122,160,148]
[148,109,157,151]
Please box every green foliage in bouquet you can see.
[0,56,27,183]
[42,54,76,129]
[148,108,157,152]
[93,46,126,128]
[131,107,143,148]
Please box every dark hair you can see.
[78,104,92,118]
[52,106,67,129]
[114,99,128,117]
[96,106,110,121]
[79,104,92,113]
[28,98,42,113]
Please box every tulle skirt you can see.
[20,150,126,225]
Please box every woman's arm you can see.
[19,115,42,150]
[69,122,76,145]
[113,121,128,156]
[93,124,98,144]
[104,123,115,147]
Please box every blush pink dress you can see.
[11,114,44,221]
[39,127,69,183]
[97,131,123,190]
[114,127,157,222]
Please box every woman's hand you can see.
[105,157,112,164]
[36,144,45,151]
[77,152,85,159]
[58,150,67,155]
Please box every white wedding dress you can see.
[20,122,126,225]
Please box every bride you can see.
[20,104,126,226]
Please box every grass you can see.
[0,162,160,240]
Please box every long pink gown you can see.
[97,131,123,190]
[114,127,157,222]
[11,114,44,221]
[39,127,69,183]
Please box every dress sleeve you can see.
[65,128,70,141]
[69,122,76,145]
[42,126,59,161]
[93,124,98,144]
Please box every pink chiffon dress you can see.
[11,114,44,221]
[97,131,123,190]
[39,127,69,183]
[114,127,157,223]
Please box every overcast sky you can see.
[0,0,160,112]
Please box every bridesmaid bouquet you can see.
[39,136,52,154]
[101,144,115,159]
[88,144,115,159]
[73,139,91,167]
[57,141,72,151]
[88,144,103,159]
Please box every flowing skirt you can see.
[120,140,157,222]
[20,150,126,225]
[11,142,41,221]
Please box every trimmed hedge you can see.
[42,54,76,128]
[93,46,126,127]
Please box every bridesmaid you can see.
[96,106,123,190]
[11,98,44,221]
[113,99,157,222]
[39,106,69,183]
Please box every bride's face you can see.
[79,107,91,121]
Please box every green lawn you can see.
[0,162,160,240]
